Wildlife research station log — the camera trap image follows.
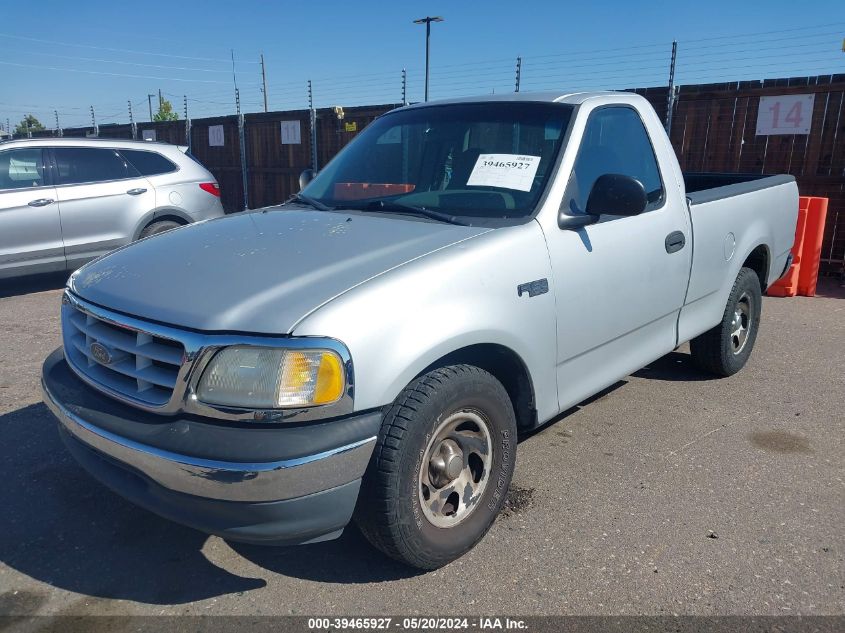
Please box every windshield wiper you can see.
[283,193,334,211]
[344,200,469,226]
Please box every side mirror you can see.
[558,213,597,230]
[299,169,315,191]
[585,174,647,217]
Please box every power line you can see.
[0,47,233,73]
[0,32,261,63]
[679,30,845,53]
[0,59,231,83]
[677,20,845,44]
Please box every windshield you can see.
[301,102,574,223]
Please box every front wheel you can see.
[355,365,517,569]
[690,266,762,376]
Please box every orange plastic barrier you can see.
[796,197,829,297]
[767,197,809,297]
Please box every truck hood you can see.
[70,209,489,334]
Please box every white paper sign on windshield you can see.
[466,154,541,192]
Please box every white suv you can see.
[0,138,225,279]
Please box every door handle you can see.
[126,188,147,196]
[665,231,686,254]
[28,198,55,207]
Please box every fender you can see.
[292,221,561,424]
[678,220,775,344]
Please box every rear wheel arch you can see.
[742,243,770,291]
[133,208,191,240]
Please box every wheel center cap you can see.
[430,439,463,486]
[444,454,463,480]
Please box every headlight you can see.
[196,346,345,408]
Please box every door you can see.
[0,147,64,278]
[543,105,692,411]
[51,146,155,268]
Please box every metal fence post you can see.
[128,101,137,139]
[238,112,249,210]
[402,68,408,106]
[184,95,191,152]
[308,80,318,172]
[665,40,678,134]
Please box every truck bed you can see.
[677,171,799,345]
[683,172,795,204]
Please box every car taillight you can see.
[199,182,220,197]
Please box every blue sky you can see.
[1,0,843,129]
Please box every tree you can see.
[153,98,179,122]
[14,114,46,136]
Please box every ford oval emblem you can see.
[90,341,112,365]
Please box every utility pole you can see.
[515,56,522,93]
[235,87,241,116]
[260,53,269,112]
[128,100,137,139]
[5,118,10,139]
[54,110,62,137]
[665,40,678,134]
[147,93,155,121]
[90,106,98,136]
[308,80,317,172]
[402,68,408,105]
[414,16,444,102]
[158,89,163,112]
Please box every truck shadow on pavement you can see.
[631,350,719,382]
[0,402,421,607]
[0,273,68,299]
[228,529,424,584]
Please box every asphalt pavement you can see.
[0,273,842,617]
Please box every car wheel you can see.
[355,364,517,570]
[690,266,762,376]
[139,220,182,239]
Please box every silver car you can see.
[0,137,225,279]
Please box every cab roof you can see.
[399,90,634,110]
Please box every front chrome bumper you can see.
[41,351,377,504]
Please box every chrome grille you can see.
[62,300,185,407]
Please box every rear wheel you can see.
[139,220,182,239]
[690,266,762,376]
[355,365,517,569]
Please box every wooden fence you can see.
[24,75,845,274]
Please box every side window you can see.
[120,149,177,176]
[565,107,664,214]
[0,148,46,190]
[53,148,132,185]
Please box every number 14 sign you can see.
[756,94,814,135]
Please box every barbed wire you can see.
[4,22,844,131]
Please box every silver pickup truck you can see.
[41,91,798,569]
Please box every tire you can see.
[355,364,517,569]
[139,220,182,239]
[690,266,762,377]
